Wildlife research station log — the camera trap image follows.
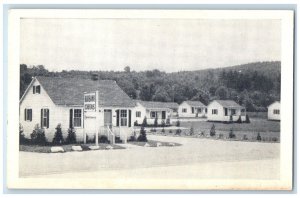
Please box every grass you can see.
[20,143,125,153]
[128,140,181,147]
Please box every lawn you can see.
[128,140,181,147]
[20,143,125,153]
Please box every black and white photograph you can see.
[6,9,294,190]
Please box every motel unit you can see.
[20,76,136,143]
[267,101,280,121]
[133,100,178,125]
[207,100,246,122]
[178,100,207,118]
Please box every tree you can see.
[30,124,47,145]
[210,124,216,136]
[124,66,131,73]
[215,86,229,100]
[52,124,64,145]
[137,125,147,142]
[142,116,147,127]
[19,123,26,144]
[66,127,77,144]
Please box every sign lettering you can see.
[84,92,97,112]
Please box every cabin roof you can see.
[183,100,206,107]
[31,76,135,107]
[135,100,179,109]
[213,100,244,108]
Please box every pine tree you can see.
[137,125,147,142]
[53,124,64,145]
[210,124,216,136]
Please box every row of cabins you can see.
[20,76,280,143]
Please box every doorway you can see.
[104,109,112,128]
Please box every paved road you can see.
[19,135,280,180]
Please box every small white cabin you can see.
[267,101,280,121]
[178,101,207,118]
[207,100,246,122]
[133,100,178,125]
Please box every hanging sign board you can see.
[84,92,97,112]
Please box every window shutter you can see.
[36,85,41,94]
[33,86,36,94]
[41,109,43,127]
[29,109,32,121]
[46,109,49,128]
[69,109,73,128]
[116,110,119,126]
[128,110,131,127]
[24,109,27,121]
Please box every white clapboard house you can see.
[267,101,280,121]
[19,76,136,143]
[207,100,246,122]
[178,100,207,118]
[133,100,179,125]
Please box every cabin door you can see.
[104,109,112,128]
[224,108,228,116]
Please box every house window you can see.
[41,108,49,128]
[150,111,157,118]
[136,111,141,118]
[73,109,82,127]
[212,109,218,115]
[198,108,202,113]
[191,107,194,114]
[24,108,32,121]
[33,85,41,94]
[120,110,127,126]
[231,109,236,115]
[182,108,187,113]
[273,109,280,114]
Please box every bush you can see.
[229,128,236,138]
[218,133,224,139]
[169,129,173,134]
[236,116,242,123]
[30,124,47,145]
[162,127,165,133]
[200,131,205,136]
[189,126,194,136]
[137,125,147,142]
[150,128,156,133]
[19,123,27,144]
[66,127,77,144]
[257,133,262,141]
[272,137,278,142]
[175,129,182,135]
[134,120,138,126]
[166,117,171,126]
[176,119,180,127]
[243,134,248,140]
[210,124,216,136]
[161,120,166,127]
[229,115,233,123]
[154,117,158,127]
[52,124,64,145]
[99,135,110,143]
[142,116,147,127]
[245,115,251,123]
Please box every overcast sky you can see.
[20,18,281,72]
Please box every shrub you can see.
[196,113,199,117]
[229,115,233,123]
[99,135,110,143]
[189,126,194,136]
[218,133,224,139]
[257,133,262,141]
[134,120,138,126]
[162,127,165,133]
[161,120,166,127]
[175,129,182,136]
[150,128,156,133]
[176,119,180,127]
[137,125,147,142]
[243,134,248,140]
[229,128,236,138]
[166,117,171,126]
[142,116,147,127]
[154,117,158,127]
[52,124,64,145]
[66,127,77,144]
[200,131,205,136]
[30,124,47,145]
[236,116,242,123]
[19,123,26,144]
[210,124,216,136]
[245,115,251,123]
[169,129,173,134]
[128,135,137,142]
[272,137,278,142]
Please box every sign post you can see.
[83,91,98,145]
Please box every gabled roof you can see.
[213,100,244,108]
[267,101,280,108]
[135,100,179,109]
[183,100,206,107]
[24,76,136,107]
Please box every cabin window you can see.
[191,107,194,114]
[33,85,41,94]
[41,108,49,128]
[150,111,157,118]
[73,109,82,127]
[120,110,127,126]
[162,111,166,119]
[273,109,280,114]
[212,109,218,115]
[231,109,236,115]
[198,108,202,113]
[205,108,207,113]
[24,108,32,121]
[136,111,141,118]
[182,108,187,113]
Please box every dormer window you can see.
[33,85,41,94]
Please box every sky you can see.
[20,18,281,72]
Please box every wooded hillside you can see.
[20,61,280,112]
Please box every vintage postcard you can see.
[7,9,294,190]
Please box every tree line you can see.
[20,61,281,112]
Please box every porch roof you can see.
[35,76,136,107]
